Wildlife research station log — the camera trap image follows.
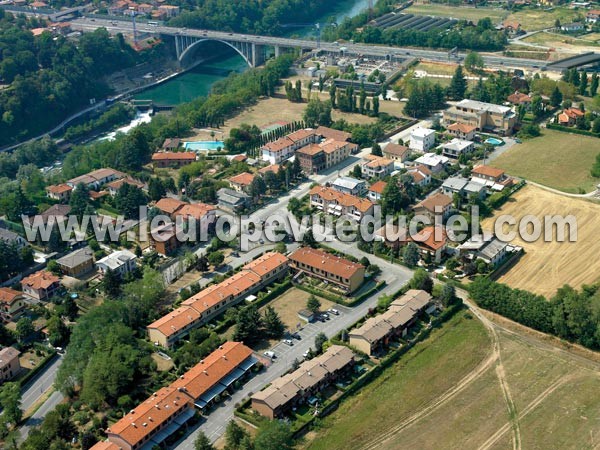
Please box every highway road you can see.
[69,17,550,71]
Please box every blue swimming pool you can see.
[183,140,225,151]
[485,137,504,146]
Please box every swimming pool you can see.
[183,140,225,151]
[485,137,504,146]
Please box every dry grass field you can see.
[492,129,600,194]
[481,185,600,297]
[507,8,581,31]
[405,4,507,23]
[260,287,334,331]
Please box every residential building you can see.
[446,122,476,141]
[309,186,375,221]
[0,228,28,249]
[560,22,584,32]
[89,441,121,450]
[26,204,71,227]
[56,246,94,278]
[289,247,365,293]
[150,223,180,256]
[507,91,532,107]
[321,139,357,168]
[0,288,26,322]
[374,222,410,250]
[557,107,585,126]
[361,155,395,179]
[251,345,355,418]
[162,138,181,150]
[470,165,509,191]
[105,386,195,450]
[443,99,516,136]
[21,270,60,301]
[441,176,469,197]
[96,250,137,277]
[409,128,436,152]
[331,176,367,196]
[296,140,357,174]
[258,164,281,175]
[349,289,432,355]
[413,192,453,222]
[315,126,352,142]
[232,154,248,163]
[67,168,125,190]
[296,143,325,174]
[412,226,448,263]
[261,137,296,165]
[155,198,186,217]
[586,9,600,23]
[382,143,410,162]
[46,183,72,202]
[217,188,250,212]
[151,151,196,168]
[158,4,180,17]
[0,347,21,383]
[414,153,450,173]
[457,232,509,266]
[173,203,217,239]
[367,180,387,202]
[148,253,289,347]
[170,342,256,409]
[406,165,432,186]
[440,139,474,159]
[105,178,146,196]
[228,172,256,193]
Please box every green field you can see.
[405,4,507,23]
[507,7,582,32]
[522,31,600,48]
[492,129,600,193]
[304,310,492,450]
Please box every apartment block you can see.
[443,99,516,136]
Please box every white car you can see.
[283,339,293,346]
[263,351,276,359]
[328,308,340,315]
[302,350,310,359]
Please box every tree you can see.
[371,142,383,157]
[148,178,166,202]
[410,268,433,293]
[303,99,332,127]
[314,332,327,354]
[402,242,420,268]
[207,251,225,267]
[302,229,317,248]
[464,51,484,72]
[69,183,90,219]
[531,95,544,119]
[0,382,22,425]
[16,317,34,343]
[46,260,61,275]
[448,65,467,100]
[579,71,588,96]
[224,420,249,450]
[590,73,599,97]
[233,305,262,342]
[550,85,563,107]
[381,179,408,215]
[352,164,362,179]
[254,420,294,450]
[372,96,380,116]
[102,268,121,298]
[263,306,285,338]
[47,315,70,348]
[249,176,267,200]
[439,283,458,307]
[194,431,215,450]
[306,295,321,313]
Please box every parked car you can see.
[291,332,301,340]
[328,308,340,315]
[283,339,293,346]
[302,350,310,359]
[320,313,330,320]
[264,351,276,359]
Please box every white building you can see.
[440,139,474,159]
[409,128,436,153]
[331,176,367,196]
[96,250,137,278]
[414,153,450,173]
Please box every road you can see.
[19,391,65,440]
[68,17,550,71]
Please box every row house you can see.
[148,253,289,347]
[67,168,125,190]
[251,345,355,419]
[289,247,365,293]
[309,185,375,221]
[151,151,196,168]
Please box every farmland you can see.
[404,4,507,24]
[303,310,492,450]
[507,7,582,32]
[481,185,600,297]
[491,129,600,193]
[302,307,600,450]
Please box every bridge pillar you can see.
[274,45,280,58]
[251,43,266,67]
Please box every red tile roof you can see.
[243,252,289,279]
[228,172,255,186]
[412,226,447,251]
[309,185,374,213]
[414,192,452,213]
[155,198,187,215]
[316,126,351,142]
[151,151,196,161]
[174,203,216,221]
[446,122,476,134]
[368,181,387,194]
[471,165,505,179]
[21,271,59,291]
[46,184,72,194]
[0,287,22,304]
[289,247,364,280]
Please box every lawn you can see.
[481,185,600,297]
[376,327,600,450]
[303,310,492,450]
[507,7,582,32]
[492,129,600,193]
[405,4,507,23]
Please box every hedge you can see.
[19,350,58,388]
[293,283,346,304]
[546,123,600,138]
[346,281,387,307]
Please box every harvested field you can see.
[482,185,600,297]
